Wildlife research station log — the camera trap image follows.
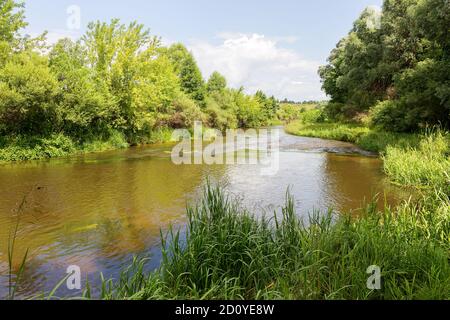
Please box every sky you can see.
[23,0,383,101]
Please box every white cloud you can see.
[189,33,326,101]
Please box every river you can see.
[0,128,407,298]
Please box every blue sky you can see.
[23,0,383,101]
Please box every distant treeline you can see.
[0,0,283,149]
[280,99,322,105]
[319,0,449,132]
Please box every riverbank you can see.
[285,121,420,153]
[0,128,174,163]
[86,184,449,300]
[5,122,449,300]
[86,123,449,300]
[286,121,450,193]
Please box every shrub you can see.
[168,93,205,128]
[383,130,450,193]
[0,134,76,161]
[370,100,415,132]
[82,129,129,153]
[277,104,303,123]
[299,109,327,124]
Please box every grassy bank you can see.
[87,185,449,300]
[285,120,450,194]
[285,121,420,153]
[0,128,175,163]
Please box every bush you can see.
[323,102,345,121]
[370,100,415,132]
[0,134,76,161]
[0,52,59,135]
[299,109,327,124]
[168,93,205,128]
[205,93,238,131]
[383,130,450,193]
[81,130,129,153]
[277,104,303,123]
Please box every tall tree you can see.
[82,20,179,135]
[0,52,59,135]
[319,6,384,112]
[0,0,26,43]
[164,43,206,102]
[320,0,449,130]
[0,0,26,64]
[207,71,227,93]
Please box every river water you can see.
[0,128,407,298]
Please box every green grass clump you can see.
[383,131,450,193]
[285,121,420,153]
[285,121,370,144]
[0,127,176,162]
[286,120,450,194]
[0,134,77,161]
[357,130,419,153]
[81,130,129,153]
[91,185,449,300]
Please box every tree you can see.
[207,71,227,93]
[0,51,59,135]
[0,0,26,43]
[82,20,179,136]
[164,43,206,102]
[381,0,422,73]
[320,0,449,130]
[49,38,117,136]
[255,90,279,121]
[319,6,384,112]
[234,90,264,128]
[0,0,26,65]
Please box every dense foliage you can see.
[0,1,280,160]
[320,0,450,132]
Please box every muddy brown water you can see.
[0,128,409,298]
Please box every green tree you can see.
[320,0,449,130]
[207,71,227,93]
[49,38,117,136]
[82,20,179,136]
[319,6,384,112]
[0,51,59,135]
[255,90,279,121]
[205,89,238,130]
[0,0,26,43]
[164,43,206,102]
[0,0,26,65]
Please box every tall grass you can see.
[91,184,449,300]
[383,131,450,193]
[6,188,36,300]
[81,130,129,153]
[0,134,77,162]
[285,121,420,153]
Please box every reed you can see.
[92,184,449,300]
